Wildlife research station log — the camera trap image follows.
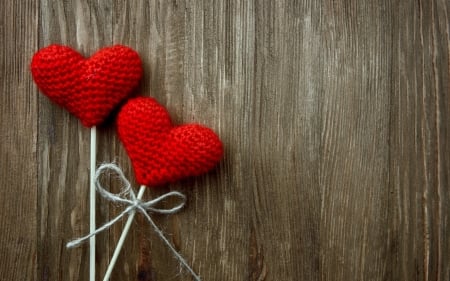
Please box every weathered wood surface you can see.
[0,0,449,280]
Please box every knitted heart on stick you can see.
[31,44,143,127]
[117,97,223,186]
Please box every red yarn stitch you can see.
[31,44,143,127]
[117,97,223,187]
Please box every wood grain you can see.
[388,0,450,280]
[0,0,449,280]
[0,0,38,280]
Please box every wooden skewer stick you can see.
[102,185,146,281]
[90,127,97,281]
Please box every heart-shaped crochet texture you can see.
[31,44,142,127]
[117,97,223,187]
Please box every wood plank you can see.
[250,1,322,280]
[0,1,38,280]
[37,1,112,280]
[319,1,393,280]
[388,0,450,280]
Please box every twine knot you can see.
[67,163,200,281]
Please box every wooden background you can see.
[1,0,449,280]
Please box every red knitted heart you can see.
[117,97,223,187]
[31,44,143,127]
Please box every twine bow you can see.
[67,163,200,281]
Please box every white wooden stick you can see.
[102,185,146,281]
[90,127,97,281]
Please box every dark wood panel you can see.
[319,1,393,280]
[0,0,448,280]
[0,0,38,280]
[388,0,450,280]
